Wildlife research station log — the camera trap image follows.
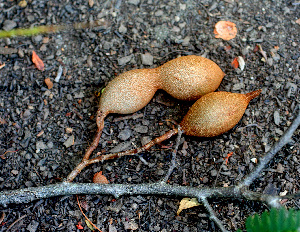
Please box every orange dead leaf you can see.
[76,222,84,230]
[296,18,300,25]
[214,21,237,40]
[231,58,239,69]
[32,51,45,71]
[93,171,109,184]
[0,63,5,70]
[224,152,233,165]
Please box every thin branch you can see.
[200,197,229,232]
[0,182,295,207]
[239,107,300,188]
[65,128,179,182]
[161,127,183,183]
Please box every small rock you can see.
[134,125,148,133]
[87,55,93,68]
[174,16,180,22]
[274,111,280,125]
[11,170,19,175]
[109,140,133,153]
[74,92,84,98]
[118,129,132,141]
[118,55,133,66]
[182,36,190,46]
[36,141,48,153]
[63,135,74,148]
[23,109,31,119]
[141,136,151,146]
[285,82,297,97]
[232,83,245,91]
[155,10,164,17]
[33,35,43,43]
[119,24,127,33]
[18,49,24,58]
[47,141,54,149]
[210,169,218,176]
[109,225,118,232]
[27,220,39,232]
[39,44,47,51]
[276,163,284,173]
[141,53,153,66]
[128,0,140,5]
[2,20,17,31]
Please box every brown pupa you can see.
[180,90,262,137]
[158,55,225,100]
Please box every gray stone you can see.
[74,92,84,98]
[274,111,280,125]
[232,83,245,90]
[118,129,132,141]
[109,140,133,153]
[119,24,127,33]
[33,35,43,43]
[155,10,164,17]
[63,135,74,148]
[141,53,153,66]
[118,55,133,66]
[210,169,218,176]
[109,225,118,232]
[36,141,48,153]
[134,125,148,133]
[182,36,190,46]
[128,0,140,5]
[2,20,17,31]
[27,220,39,232]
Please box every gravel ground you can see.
[0,0,299,231]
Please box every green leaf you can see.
[239,207,300,232]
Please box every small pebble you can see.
[118,129,132,141]
[63,135,74,148]
[210,169,218,176]
[141,53,153,66]
[118,55,133,66]
[134,125,148,133]
[128,0,140,5]
[36,141,48,153]
[2,20,17,31]
[273,111,280,125]
[119,24,127,33]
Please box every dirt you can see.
[0,0,299,231]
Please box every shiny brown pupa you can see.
[180,90,262,137]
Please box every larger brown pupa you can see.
[180,90,261,137]
[158,55,225,100]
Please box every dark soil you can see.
[0,0,299,231]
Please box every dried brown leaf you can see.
[32,51,45,71]
[214,21,237,40]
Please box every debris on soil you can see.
[214,21,237,40]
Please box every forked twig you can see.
[65,128,179,182]
[161,127,183,183]
[239,107,300,188]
